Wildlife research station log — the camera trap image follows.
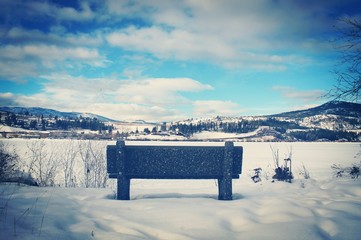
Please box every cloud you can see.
[193,100,243,118]
[0,61,37,83]
[1,0,357,121]
[0,74,214,121]
[40,74,213,106]
[106,0,331,70]
[115,78,213,106]
[1,0,355,73]
[1,45,103,63]
[0,0,95,23]
[39,74,118,105]
[84,103,186,122]
[4,27,103,47]
[272,86,325,102]
[104,0,333,70]
[107,26,312,71]
[107,26,236,61]
[0,44,107,82]
[0,93,18,106]
[49,1,94,22]
[0,92,56,109]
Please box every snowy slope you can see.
[170,101,361,141]
[1,179,360,240]
[0,106,116,122]
[191,127,265,140]
[1,101,360,141]
[271,101,361,118]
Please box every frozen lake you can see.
[1,139,360,239]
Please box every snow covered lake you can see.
[1,139,360,239]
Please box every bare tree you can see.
[26,140,59,187]
[329,18,361,101]
[78,140,108,188]
[89,141,108,188]
[78,140,92,188]
[60,140,78,187]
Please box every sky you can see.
[0,0,360,122]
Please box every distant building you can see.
[161,122,167,132]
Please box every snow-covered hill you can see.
[1,101,360,141]
[169,101,361,141]
[0,106,116,122]
[271,101,361,118]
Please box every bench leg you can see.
[218,141,233,200]
[117,175,130,200]
[218,177,232,200]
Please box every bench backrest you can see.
[107,141,243,179]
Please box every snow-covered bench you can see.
[107,141,243,200]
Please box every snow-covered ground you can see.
[1,140,360,239]
[191,127,265,140]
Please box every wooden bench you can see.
[107,141,243,200]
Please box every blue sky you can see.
[0,0,360,121]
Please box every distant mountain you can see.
[0,107,116,122]
[270,101,361,118]
[169,101,361,142]
[1,101,360,141]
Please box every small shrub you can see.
[8,171,38,186]
[331,164,344,177]
[331,162,361,179]
[270,146,293,183]
[331,145,360,179]
[0,141,19,182]
[251,168,262,183]
[299,163,311,179]
[349,164,360,178]
[273,164,293,182]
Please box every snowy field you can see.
[1,139,360,239]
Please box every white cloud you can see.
[0,44,107,75]
[106,26,249,64]
[105,0,336,70]
[40,74,213,107]
[84,103,186,122]
[115,78,213,106]
[1,0,354,121]
[104,0,357,70]
[0,92,17,106]
[27,1,95,22]
[0,92,57,109]
[1,74,214,121]
[193,100,243,118]
[272,86,325,102]
[40,74,118,104]
[106,24,311,70]
[0,0,349,75]
[23,45,102,63]
[0,61,37,83]
[5,27,103,47]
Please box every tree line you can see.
[168,118,359,141]
[0,112,114,133]
[169,118,306,136]
[289,129,359,142]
